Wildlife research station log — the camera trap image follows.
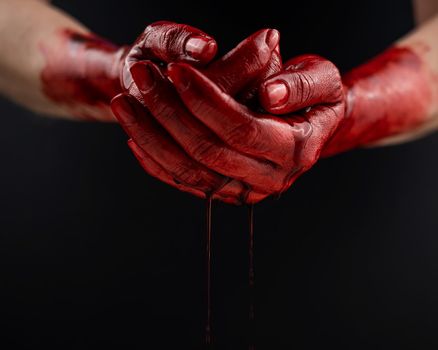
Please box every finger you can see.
[122,21,217,90]
[131,61,281,191]
[259,55,343,114]
[205,29,280,96]
[127,139,206,199]
[129,140,254,205]
[167,62,295,168]
[237,46,282,103]
[111,93,226,193]
[133,21,217,64]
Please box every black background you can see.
[1,0,438,349]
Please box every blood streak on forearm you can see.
[40,29,125,121]
[322,47,434,156]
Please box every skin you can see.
[0,0,90,118]
[40,21,222,121]
[113,14,438,203]
[0,1,220,121]
[0,0,437,204]
[113,29,282,204]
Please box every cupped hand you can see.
[112,26,282,204]
[163,54,345,203]
[120,21,220,96]
[113,30,346,204]
[40,21,219,121]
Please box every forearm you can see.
[380,14,438,145]
[322,14,438,155]
[0,0,123,121]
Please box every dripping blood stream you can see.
[248,204,255,350]
[204,200,256,349]
[205,196,212,347]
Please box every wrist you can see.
[40,29,125,121]
[322,46,434,156]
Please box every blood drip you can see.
[205,196,212,348]
[248,204,255,350]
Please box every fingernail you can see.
[265,29,280,50]
[185,35,217,62]
[169,64,191,92]
[264,80,289,108]
[130,62,155,93]
[111,94,136,124]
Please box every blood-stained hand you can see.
[114,28,344,204]
[113,23,434,205]
[112,28,283,204]
[260,47,434,157]
[41,21,218,121]
[120,21,219,99]
[165,55,345,203]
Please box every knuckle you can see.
[319,58,338,72]
[136,133,154,148]
[141,22,188,58]
[242,50,265,72]
[189,98,208,115]
[172,163,201,187]
[224,119,260,149]
[257,171,285,194]
[273,173,288,193]
[164,26,187,51]
[189,138,224,167]
[288,72,314,105]
[152,102,172,120]
[316,60,343,97]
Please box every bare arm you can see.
[0,1,218,122]
[261,4,438,153]
[0,0,93,119]
[371,0,438,145]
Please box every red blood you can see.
[42,26,435,205]
[322,47,434,156]
[113,28,281,204]
[40,22,218,122]
[40,29,125,121]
